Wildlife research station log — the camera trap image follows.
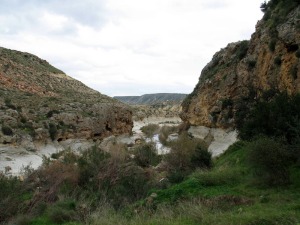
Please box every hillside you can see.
[181,0,300,128]
[0,47,133,146]
[114,93,187,105]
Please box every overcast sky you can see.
[0,0,263,97]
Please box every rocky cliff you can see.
[181,0,300,128]
[132,103,182,121]
[0,47,133,146]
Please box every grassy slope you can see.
[90,141,300,225]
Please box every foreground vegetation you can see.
[2,92,300,225]
[1,137,299,225]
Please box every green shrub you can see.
[22,122,36,138]
[20,116,27,124]
[4,98,16,110]
[2,125,13,136]
[77,145,153,208]
[296,50,300,58]
[237,92,300,144]
[98,161,150,208]
[165,133,209,183]
[221,98,233,110]
[158,125,178,145]
[269,39,276,52]
[247,60,257,69]
[134,142,160,167]
[47,207,76,224]
[236,41,249,60]
[274,56,282,66]
[78,146,109,187]
[48,123,57,141]
[290,64,298,79]
[247,137,291,186]
[0,175,26,223]
[191,144,212,169]
[46,110,59,118]
[141,124,160,138]
[31,202,47,217]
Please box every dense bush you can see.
[4,98,16,110]
[269,39,276,52]
[236,41,249,60]
[191,144,212,169]
[2,125,13,136]
[0,175,26,223]
[20,116,27,124]
[247,137,291,186]
[247,60,257,70]
[274,56,282,66]
[165,133,210,183]
[77,145,109,187]
[48,123,57,141]
[237,92,300,144]
[221,98,233,110]
[141,123,160,138]
[21,122,36,138]
[46,109,60,118]
[158,125,178,145]
[98,161,149,208]
[47,200,77,224]
[77,144,153,207]
[31,161,79,202]
[133,142,160,167]
[296,50,300,58]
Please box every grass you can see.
[28,216,82,225]
[120,140,299,224]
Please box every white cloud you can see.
[0,0,263,96]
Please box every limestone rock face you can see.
[181,5,300,128]
[0,47,133,146]
[132,103,182,121]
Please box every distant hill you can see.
[114,93,187,105]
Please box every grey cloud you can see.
[0,0,108,35]
[42,0,108,28]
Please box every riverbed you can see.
[0,116,238,176]
[0,117,181,176]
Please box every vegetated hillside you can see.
[181,0,300,128]
[114,93,187,105]
[0,47,132,145]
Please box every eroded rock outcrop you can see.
[181,3,300,128]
